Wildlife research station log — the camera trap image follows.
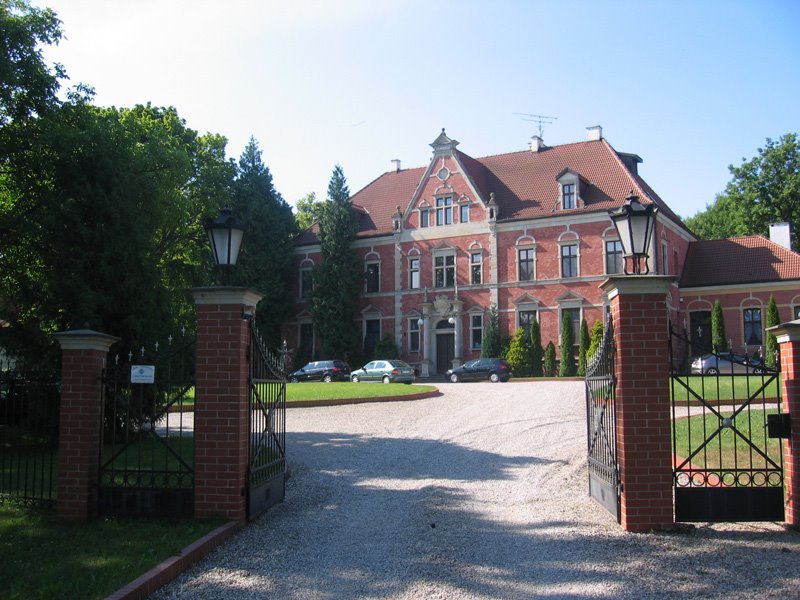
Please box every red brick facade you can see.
[289,130,799,374]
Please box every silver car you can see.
[691,352,767,375]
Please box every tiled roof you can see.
[296,136,688,244]
[679,236,800,287]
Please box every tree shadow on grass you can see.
[157,431,800,599]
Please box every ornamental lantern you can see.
[203,208,245,283]
[608,191,658,274]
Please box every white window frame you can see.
[604,239,623,275]
[408,256,420,289]
[419,208,430,228]
[299,267,313,299]
[560,306,582,347]
[459,203,470,224]
[435,196,453,226]
[559,241,580,278]
[433,252,456,288]
[470,313,483,349]
[470,251,482,285]
[518,247,535,281]
[408,318,420,352]
[518,309,537,341]
[365,260,380,294]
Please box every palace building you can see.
[289,126,800,376]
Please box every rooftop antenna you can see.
[513,113,558,138]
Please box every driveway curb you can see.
[287,388,441,408]
[106,521,243,600]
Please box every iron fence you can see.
[0,362,60,509]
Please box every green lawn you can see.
[0,503,223,600]
[672,407,782,470]
[286,381,437,402]
[671,374,779,403]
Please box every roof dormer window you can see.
[556,169,583,211]
[563,183,576,209]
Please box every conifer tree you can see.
[231,137,297,347]
[543,341,556,377]
[559,312,577,376]
[577,318,590,377]
[765,295,780,367]
[711,300,728,353]
[587,320,604,362]
[310,165,362,359]
[505,327,532,377]
[481,304,501,358]
[529,318,543,377]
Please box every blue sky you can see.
[35,0,800,220]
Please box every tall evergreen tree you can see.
[310,165,362,359]
[231,137,297,347]
[543,341,556,377]
[559,313,577,376]
[505,327,532,377]
[577,318,590,377]
[765,295,780,367]
[711,300,728,353]
[529,318,543,377]
[587,320,604,363]
[480,304,501,358]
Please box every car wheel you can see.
[290,377,299,383]
[705,367,719,375]
[489,372,500,383]
[449,373,459,383]
[323,374,332,383]
[382,375,391,384]
[351,375,360,383]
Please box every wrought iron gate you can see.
[585,317,620,522]
[99,332,195,518]
[670,324,784,522]
[247,320,286,520]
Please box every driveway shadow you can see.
[157,428,800,598]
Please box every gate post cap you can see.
[188,286,265,308]
[53,329,120,351]
[600,275,675,299]
[767,318,800,343]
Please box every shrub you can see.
[529,318,543,377]
[587,320,604,362]
[558,313,576,377]
[374,333,400,359]
[506,327,532,377]
[577,318,590,377]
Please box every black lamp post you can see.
[204,208,245,284]
[608,192,658,275]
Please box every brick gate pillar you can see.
[601,276,674,532]
[767,319,800,528]
[190,287,264,521]
[53,329,119,521]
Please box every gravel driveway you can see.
[153,381,799,599]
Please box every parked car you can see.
[350,359,415,383]
[446,358,512,383]
[691,352,770,375]
[289,360,351,383]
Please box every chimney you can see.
[529,135,545,152]
[390,159,401,172]
[769,222,792,250]
[586,125,603,141]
